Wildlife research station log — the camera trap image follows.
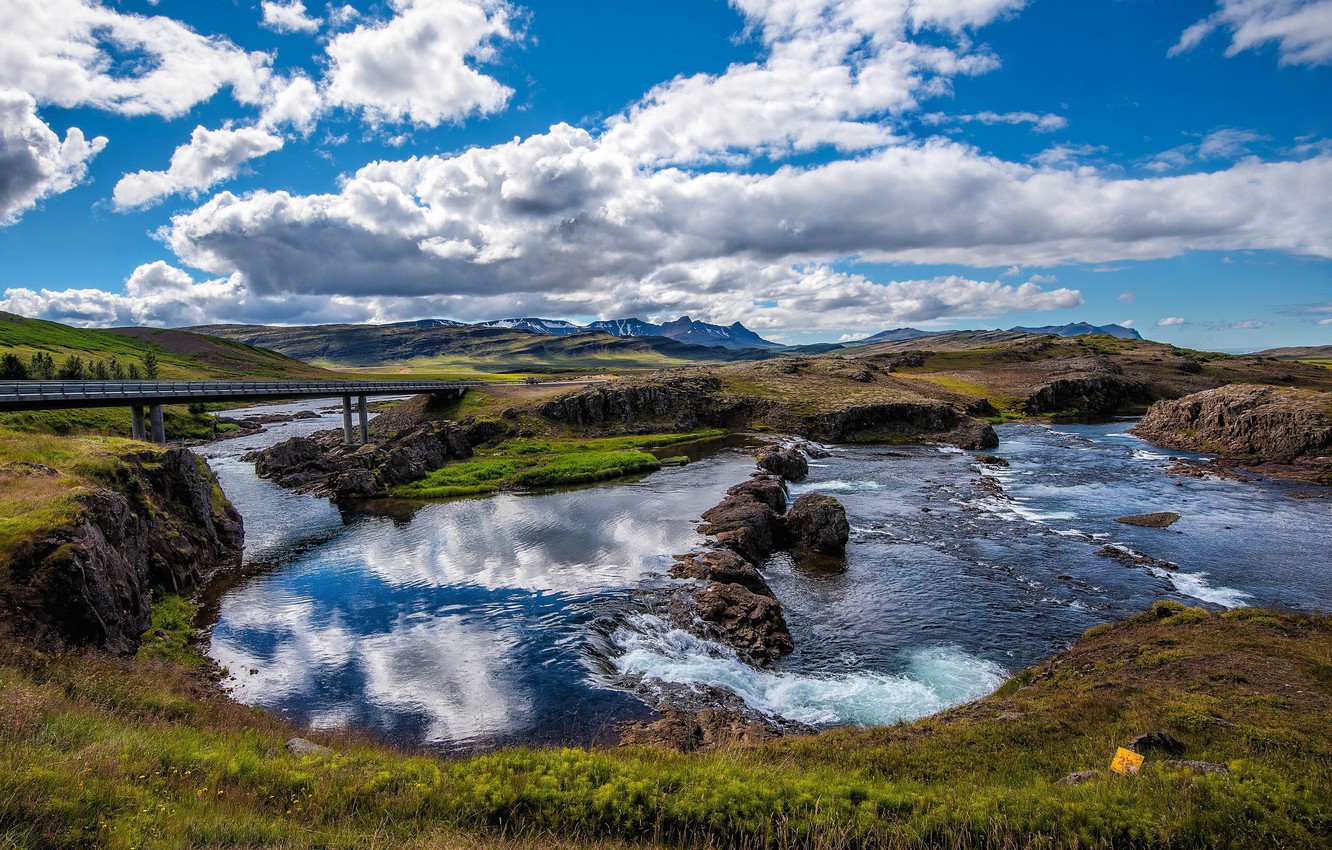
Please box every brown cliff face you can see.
[1,449,243,655]
[1132,384,1332,483]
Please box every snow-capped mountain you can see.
[471,315,779,349]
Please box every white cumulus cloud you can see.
[1158,316,1188,326]
[323,0,517,127]
[1171,0,1332,66]
[261,0,321,34]
[0,0,272,117]
[113,126,285,209]
[0,89,107,225]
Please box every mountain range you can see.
[851,322,1142,346]
[383,316,1142,350]
[450,315,782,350]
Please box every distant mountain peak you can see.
[475,314,778,349]
[852,322,1143,346]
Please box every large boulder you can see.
[781,493,850,556]
[757,447,808,481]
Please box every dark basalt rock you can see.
[695,581,794,663]
[1,449,243,655]
[671,549,773,597]
[781,493,850,556]
[726,474,787,513]
[699,488,782,565]
[1127,730,1186,756]
[757,446,809,481]
[246,421,472,501]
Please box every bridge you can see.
[0,380,478,445]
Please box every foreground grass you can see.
[1,603,1330,848]
[395,431,724,498]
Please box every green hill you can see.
[0,312,342,437]
[0,311,338,381]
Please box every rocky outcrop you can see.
[246,421,472,501]
[799,402,997,448]
[757,447,808,481]
[537,372,997,449]
[697,475,786,564]
[695,581,794,663]
[782,493,850,556]
[1132,384,1332,483]
[536,374,750,431]
[1,449,243,655]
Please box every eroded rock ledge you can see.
[245,421,472,501]
[1132,384,1332,483]
[0,448,243,655]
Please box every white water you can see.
[609,614,1007,727]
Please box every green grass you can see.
[136,594,206,669]
[0,429,146,558]
[1,606,1329,848]
[394,431,723,499]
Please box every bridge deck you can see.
[0,380,478,411]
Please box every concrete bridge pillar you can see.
[358,395,369,444]
[131,405,147,441]
[342,395,354,445]
[149,405,165,443]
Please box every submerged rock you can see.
[1115,512,1181,528]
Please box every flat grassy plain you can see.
[1,602,1328,848]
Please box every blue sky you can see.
[0,0,1329,350]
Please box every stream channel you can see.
[198,399,1332,752]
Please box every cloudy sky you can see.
[0,0,1329,348]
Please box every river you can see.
[198,401,1332,752]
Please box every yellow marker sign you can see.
[1110,747,1145,775]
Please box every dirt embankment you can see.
[1133,384,1332,483]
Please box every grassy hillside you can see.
[845,333,1332,418]
[0,311,346,437]
[0,602,1327,848]
[1,311,337,381]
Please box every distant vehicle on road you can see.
[524,376,541,385]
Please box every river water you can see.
[199,401,1332,752]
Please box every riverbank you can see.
[2,602,1328,848]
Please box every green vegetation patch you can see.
[136,594,206,669]
[395,430,723,499]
